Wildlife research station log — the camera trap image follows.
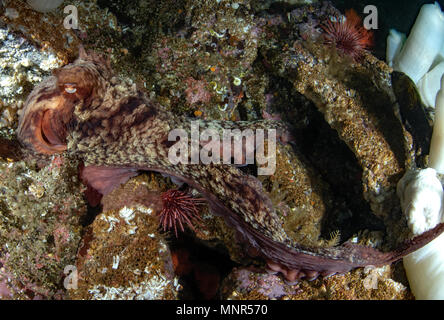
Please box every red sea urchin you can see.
[158,189,204,237]
[322,9,373,60]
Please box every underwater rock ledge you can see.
[1,0,442,300]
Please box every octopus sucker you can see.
[17,49,444,283]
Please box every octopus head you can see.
[17,48,111,154]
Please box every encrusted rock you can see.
[261,143,334,247]
[221,264,412,300]
[0,1,79,63]
[0,23,62,128]
[267,39,413,245]
[68,175,180,300]
[0,155,86,299]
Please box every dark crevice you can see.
[264,73,385,242]
[167,233,238,300]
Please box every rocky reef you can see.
[68,175,180,300]
[220,264,413,300]
[0,152,86,299]
[0,0,434,300]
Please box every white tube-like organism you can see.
[386,29,405,68]
[397,168,444,300]
[398,75,444,299]
[417,62,444,108]
[393,2,444,84]
[429,75,444,172]
[403,232,444,299]
[397,168,443,235]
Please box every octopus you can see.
[17,48,444,284]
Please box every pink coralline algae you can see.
[222,267,299,299]
[184,77,212,105]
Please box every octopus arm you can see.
[80,160,444,281]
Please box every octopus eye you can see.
[64,83,77,94]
